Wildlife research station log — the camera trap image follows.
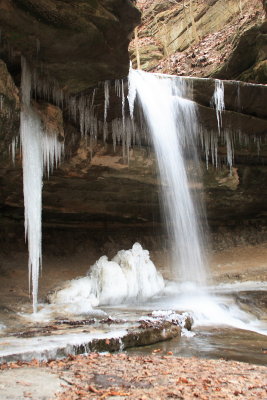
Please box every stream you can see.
[105,282,267,366]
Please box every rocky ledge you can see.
[0,312,192,363]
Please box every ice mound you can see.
[49,243,165,312]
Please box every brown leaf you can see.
[177,377,189,384]
[88,385,101,393]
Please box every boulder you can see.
[214,22,267,84]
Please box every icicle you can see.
[78,95,86,136]
[20,57,43,313]
[211,79,225,134]
[200,128,210,169]
[121,79,125,127]
[42,134,64,177]
[104,81,110,123]
[91,88,96,107]
[225,129,234,171]
[20,57,64,313]
[127,69,137,119]
[11,136,19,164]
[102,81,110,143]
[115,79,121,97]
[112,118,121,151]
[68,96,78,122]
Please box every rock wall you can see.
[130,0,266,83]
[0,0,140,93]
[215,21,267,83]
[0,60,20,156]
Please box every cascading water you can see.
[127,70,267,337]
[128,69,207,286]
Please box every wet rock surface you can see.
[236,291,267,320]
[0,313,191,363]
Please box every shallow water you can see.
[127,327,267,366]
[106,283,267,365]
[0,282,266,365]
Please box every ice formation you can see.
[49,243,165,311]
[211,79,225,134]
[200,127,235,169]
[103,80,110,142]
[201,79,235,169]
[10,136,19,164]
[20,58,43,312]
[20,58,64,312]
[42,134,64,177]
[128,70,207,285]
[104,80,110,123]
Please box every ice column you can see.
[20,58,64,312]
[20,58,43,313]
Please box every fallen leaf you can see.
[88,385,101,393]
[177,377,189,384]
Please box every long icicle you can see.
[20,57,43,313]
[20,58,64,312]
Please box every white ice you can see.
[211,79,225,134]
[49,243,165,312]
[20,57,64,312]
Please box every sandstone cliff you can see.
[130,0,267,83]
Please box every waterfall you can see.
[128,70,207,286]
